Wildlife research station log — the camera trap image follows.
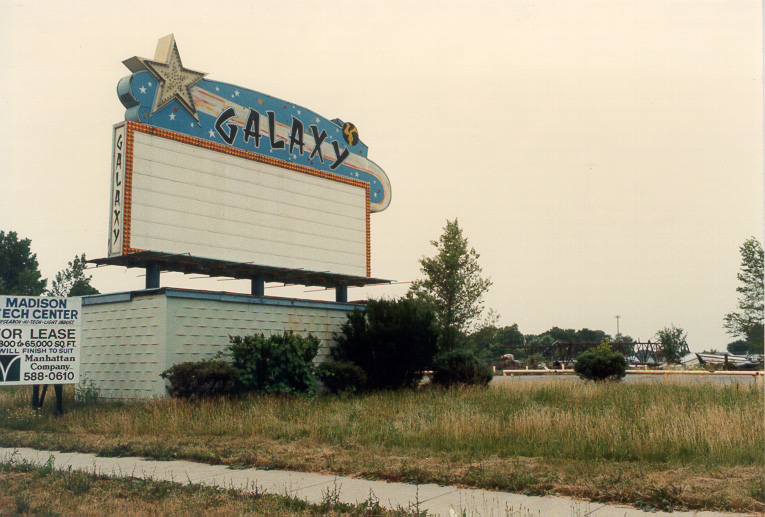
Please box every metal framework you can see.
[89,251,391,303]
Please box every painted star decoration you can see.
[123,34,206,121]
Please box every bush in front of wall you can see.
[431,348,492,388]
[160,359,240,399]
[331,297,440,390]
[229,331,320,394]
[315,361,367,394]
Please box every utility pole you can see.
[615,315,620,337]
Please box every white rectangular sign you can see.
[0,296,81,385]
[110,122,370,277]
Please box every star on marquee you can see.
[123,34,206,122]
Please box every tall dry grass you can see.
[1,380,760,467]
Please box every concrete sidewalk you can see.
[0,447,750,517]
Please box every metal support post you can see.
[54,384,63,416]
[145,262,161,289]
[335,284,348,303]
[251,275,265,296]
[38,385,48,407]
[32,385,40,408]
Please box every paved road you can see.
[1,447,754,516]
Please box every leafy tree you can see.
[726,339,759,356]
[654,325,690,364]
[331,297,439,390]
[410,219,492,351]
[576,328,611,343]
[550,328,569,342]
[496,325,526,351]
[535,327,611,344]
[539,327,578,343]
[0,230,46,295]
[464,324,499,361]
[611,334,635,358]
[524,334,555,357]
[466,323,525,362]
[524,328,614,360]
[723,237,764,354]
[49,253,99,297]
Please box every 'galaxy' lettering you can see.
[112,133,123,245]
[213,109,349,169]
[309,125,327,163]
[266,111,285,150]
[215,107,238,145]
[243,109,261,147]
[289,117,304,155]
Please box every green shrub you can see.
[315,361,367,394]
[229,332,319,394]
[160,360,240,399]
[332,297,439,390]
[574,342,627,381]
[431,348,492,387]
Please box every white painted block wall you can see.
[80,289,357,400]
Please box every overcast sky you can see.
[1,1,762,352]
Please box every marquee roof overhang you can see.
[89,252,392,290]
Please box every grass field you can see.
[0,380,762,513]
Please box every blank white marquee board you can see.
[109,122,370,277]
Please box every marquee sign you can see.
[108,121,371,277]
[118,35,391,213]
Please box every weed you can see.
[38,455,55,476]
[14,493,31,513]
[321,477,343,507]
[61,467,93,495]
[406,485,428,516]
[75,376,101,405]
